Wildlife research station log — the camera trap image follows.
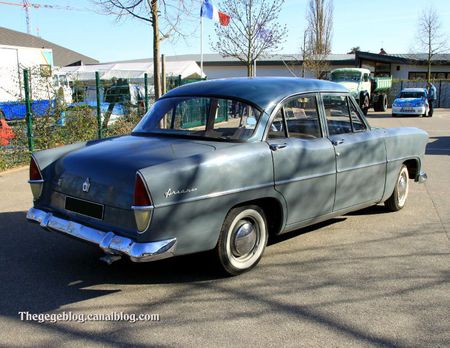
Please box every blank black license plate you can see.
[65,196,104,220]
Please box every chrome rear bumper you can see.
[26,208,176,262]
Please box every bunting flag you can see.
[200,0,230,26]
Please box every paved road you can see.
[0,110,449,347]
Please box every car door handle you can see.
[269,144,287,151]
[331,139,344,146]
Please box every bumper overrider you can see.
[26,208,176,262]
[417,171,427,184]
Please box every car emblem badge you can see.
[82,178,91,193]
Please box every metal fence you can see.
[389,80,450,108]
[0,68,202,171]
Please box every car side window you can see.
[283,94,321,139]
[323,94,353,135]
[267,109,287,139]
[349,100,367,132]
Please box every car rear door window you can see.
[268,94,322,140]
[267,109,287,139]
[283,95,321,139]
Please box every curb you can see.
[0,165,28,175]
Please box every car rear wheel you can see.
[215,205,268,276]
[385,165,409,212]
[374,94,387,112]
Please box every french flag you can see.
[201,0,230,26]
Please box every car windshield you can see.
[330,72,361,82]
[133,97,262,141]
[399,92,426,99]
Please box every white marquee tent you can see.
[57,60,205,82]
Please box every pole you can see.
[254,59,256,77]
[144,73,149,113]
[200,16,204,77]
[24,69,34,152]
[161,54,166,95]
[95,72,102,139]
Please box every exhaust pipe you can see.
[99,254,122,265]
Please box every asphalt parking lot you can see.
[0,109,449,347]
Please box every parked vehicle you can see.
[27,77,428,275]
[392,88,429,117]
[330,68,392,115]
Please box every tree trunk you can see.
[427,28,432,82]
[150,0,161,100]
[247,62,253,77]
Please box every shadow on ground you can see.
[1,210,448,347]
[426,136,450,155]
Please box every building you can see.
[0,26,98,67]
[355,51,450,80]
[164,51,450,81]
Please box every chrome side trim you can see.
[131,205,154,210]
[387,156,420,164]
[336,161,386,174]
[275,171,335,186]
[156,182,274,208]
[28,179,45,184]
[26,208,176,263]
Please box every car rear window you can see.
[133,97,262,141]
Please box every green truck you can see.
[330,68,392,115]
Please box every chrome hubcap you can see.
[232,220,257,257]
[398,171,408,205]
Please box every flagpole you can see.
[200,16,204,77]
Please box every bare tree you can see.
[416,6,447,82]
[95,0,195,99]
[303,0,333,79]
[211,0,287,77]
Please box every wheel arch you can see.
[232,197,285,237]
[403,158,420,180]
[382,156,421,202]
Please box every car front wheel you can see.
[385,165,409,211]
[216,205,268,276]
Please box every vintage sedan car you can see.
[27,78,428,275]
[392,88,429,117]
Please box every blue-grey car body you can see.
[27,77,428,261]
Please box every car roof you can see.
[161,77,348,113]
[401,88,426,93]
[331,68,370,74]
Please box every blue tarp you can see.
[0,100,127,121]
[0,100,54,120]
[69,101,126,115]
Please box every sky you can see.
[0,0,449,63]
